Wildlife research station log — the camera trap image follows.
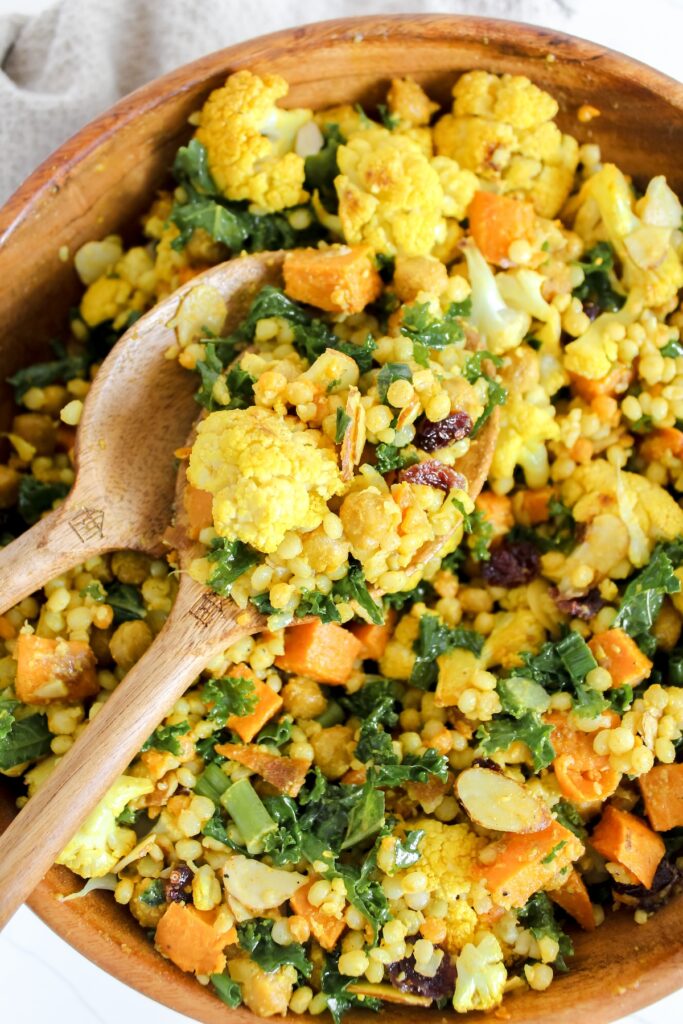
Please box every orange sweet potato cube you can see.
[639,763,683,832]
[283,245,382,314]
[15,634,99,704]
[155,902,235,976]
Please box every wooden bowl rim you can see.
[2,12,683,1024]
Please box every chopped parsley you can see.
[462,350,507,437]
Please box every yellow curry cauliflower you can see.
[335,126,477,256]
[187,407,343,554]
[434,71,578,218]
[55,774,154,878]
[570,163,683,310]
[399,819,486,954]
[196,70,312,212]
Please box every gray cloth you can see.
[0,0,574,202]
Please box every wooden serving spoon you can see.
[0,251,286,617]
[0,287,499,931]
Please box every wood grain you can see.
[0,12,682,1024]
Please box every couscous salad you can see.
[3,67,683,1018]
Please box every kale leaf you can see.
[237,919,312,977]
[476,712,555,771]
[0,711,51,770]
[106,582,146,624]
[411,613,484,690]
[141,721,190,756]
[202,675,258,724]
[518,891,574,971]
[573,242,625,314]
[17,477,70,526]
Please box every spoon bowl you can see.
[0,251,285,616]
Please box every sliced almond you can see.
[223,854,306,911]
[456,766,551,834]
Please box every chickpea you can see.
[282,676,327,719]
[111,550,151,585]
[110,619,153,670]
[128,878,165,928]
[311,725,354,779]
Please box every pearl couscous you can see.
[3,66,683,1020]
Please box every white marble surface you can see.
[1,0,683,1021]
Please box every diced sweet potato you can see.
[475,491,513,537]
[0,616,16,641]
[547,711,621,803]
[590,805,665,888]
[468,191,535,265]
[15,634,99,704]
[639,763,683,831]
[155,902,235,976]
[290,879,347,951]
[221,664,283,744]
[477,820,584,910]
[549,868,595,931]
[350,610,396,661]
[183,484,213,539]
[55,424,77,456]
[640,426,683,464]
[216,743,309,797]
[514,486,554,526]
[588,628,653,688]
[275,620,363,685]
[283,245,382,314]
[568,365,633,402]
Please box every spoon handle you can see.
[0,498,110,617]
[0,578,253,929]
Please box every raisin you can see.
[400,460,466,493]
[414,411,473,452]
[388,954,456,1000]
[482,539,539,587]
[612,857,679,912]
[165,865,193,904]
[550,586,604,621]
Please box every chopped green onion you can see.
[221,777,277,854]
[555,631,597,684]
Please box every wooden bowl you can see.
[1,13,682,1023]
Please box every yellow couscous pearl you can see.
[386,379,414,408]
[60,400,83,426]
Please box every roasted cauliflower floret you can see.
[188,406,343,554]
[334,127,477,256]
[57,775,154,878]
[434,71,578,218]
[490,386,560,495]
[399,819,485,954]
[195,70,312,212]
[561,460,683,570]
[464,241,530,353]
[386,76,440,126]
[452,932,507,1013]
[570,163,683,308]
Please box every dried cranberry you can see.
[550,586,604,621]
[482,539,539,587]
[400,460,466,493]
[414,411,473,452]
[388,955,456,1000]
[165,865,193,904]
